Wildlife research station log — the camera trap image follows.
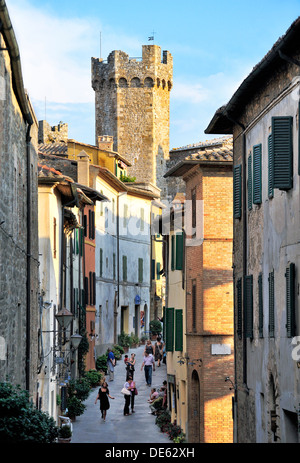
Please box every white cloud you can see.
[9,1,141,104]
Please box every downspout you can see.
[26,121,33,392]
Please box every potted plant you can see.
[118,331,131,352]
[66,396,86,420]
[58,425,72,443]
[149,319,162,340]
[130,332,139,348]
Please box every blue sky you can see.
[7,0,300,149]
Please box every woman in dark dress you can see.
[154,336,163,367]
[94,381,115,421]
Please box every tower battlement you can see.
[92,45,173,92]
[91,44,173,194]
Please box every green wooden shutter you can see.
[268,134,274,198]
[272,116,293,190]
[237,278,242,339]
[234,165,242,219]
[138,258,143,283]
[258,273,263,338]
[171,235,175,271]
[244,275,253,339]
[253,144,262,204]
[100,248,103,277]
[175,233,184,270]
[156,262,161,280]
[286,263,296,338]
[268,270,275,337]
[248,154,252,211]
[166,307,174,352]
[123,255,127,281]
[175,309,183,352]
[151,259,155,280]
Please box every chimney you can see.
[77,150,90,186]
[98,135,114,151]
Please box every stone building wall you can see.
[92,45,173,195]
[0,32,39,397]
[38,120,68,144]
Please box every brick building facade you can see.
[165,139,234,442]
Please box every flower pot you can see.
[58,437,72,443]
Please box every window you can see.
[175,309,183,352]
[253,144,262,204]
[192,188,196,232]
[156,262,161,280]
[286,263,296,338]
[123,204,128,228]
[123,255,127,281]
[138,258,143,283]
[248,154,252,211]
[192,282,196,331]
[151,259,155,280]
[175,234,184,270]
[269,270,275,337]
[244,275,253,339]
[89,209,95,239]
[113,253,116,281]
[272,116,293,190]
[233,165,242,219]
[100,248,103,277]
[237,278,242,339]
[258,273,263,338]
[166,307,174,352]
[268,134,274,198]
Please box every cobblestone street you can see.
[71,344,170,444]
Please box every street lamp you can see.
[55,308,74,330]
[70,333,82,350]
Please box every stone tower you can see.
[91,45,173,196]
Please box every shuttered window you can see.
[286,263,296,338]
[248,155,252,211]
[151,259,155,280]
[272,116,293,190]
[175,309,183,352]
[268,134,274,198]
[166,307,174,352]
[258,273,263,338]
[176,233,184,270]
[268,270,275,337]
[100,248,103,277]
[138,258,143,283]
[253,144,262,204]
[171,235,175,271]
[122,255,127,282]
[244,275,253,339]
[156,262,161,280]
[192,282,196,331]
[234,165,242,219]
[237,278,242,339]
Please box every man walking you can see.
[141,351,155,386]
[107,348,115,381]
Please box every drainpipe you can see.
[26,121,33,392]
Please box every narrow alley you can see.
[71,344,171,444]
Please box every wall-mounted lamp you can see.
[225,376,236,391]
[70,333,82,350]
[55,308,74,330]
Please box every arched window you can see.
[144,77,154,88]
[131,77,141,88]
[162,79,166,90]
[168,81,172,91]
[119,78,128,88]
[157,78,160,88]
[109,78,116,89]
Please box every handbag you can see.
[121,387,131,396]
[134,388,138,395]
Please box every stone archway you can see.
[189,369,200,442]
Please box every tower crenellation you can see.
[92,44,173,195]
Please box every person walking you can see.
[129,377,137,413]
[107,348,115,381]
[94,381,115,422]
[123,377,133,416]
[126,353,136,380]
[144,339,154,356]
[154,336,163,367]
[141,351,155,386]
